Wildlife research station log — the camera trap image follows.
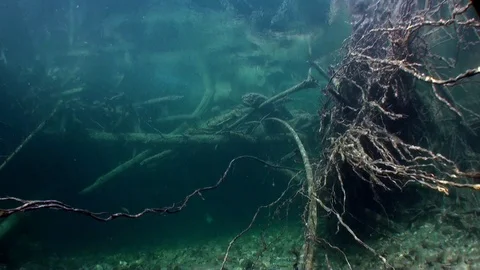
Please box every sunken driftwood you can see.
[86,130,289,146]
[79,149,153,195]
[227,78,318,130]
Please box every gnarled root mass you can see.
[315,0,480,266]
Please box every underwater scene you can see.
[0,0,480,269]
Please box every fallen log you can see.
[86,130,288,146]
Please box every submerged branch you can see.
[79,149,153,195]
[86,130,287,146]
[228,78,318,130]
[0,102,61,173]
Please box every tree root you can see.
[266,117,318,270]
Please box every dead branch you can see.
[0,102,61,173]
[140,149,175,166]
[133,95,184,107]
[79,149,153,195]
[50,87,84,98]
[156,59,215,125]
[227,78,318,130]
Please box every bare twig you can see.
[0,102,61,173]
